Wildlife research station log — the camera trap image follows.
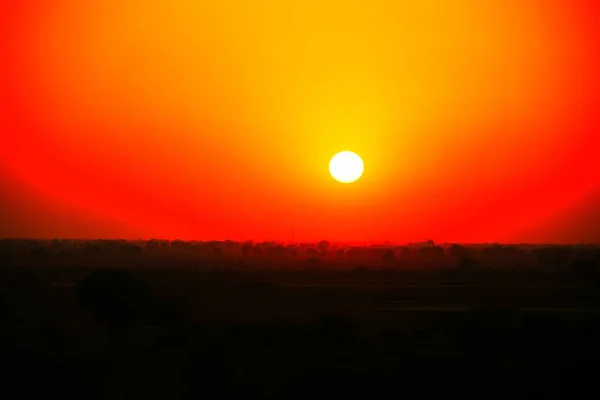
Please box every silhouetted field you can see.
[1,239,600,399]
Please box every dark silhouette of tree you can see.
[449,244,469,258]
[501,246,523,256]
[317,240,330,253]
[420,246,444,258]
[119,244,143,255]
[146,239,160,251]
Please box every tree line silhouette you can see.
[1,239,598,275]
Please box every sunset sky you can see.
[1,0,599,243]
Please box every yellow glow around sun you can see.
[329,151,364,183]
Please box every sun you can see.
[329,151,364,183]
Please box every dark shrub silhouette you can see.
[77,270,153,334]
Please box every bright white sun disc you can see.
[329,151,364,183]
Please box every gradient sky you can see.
[1,0,599,243]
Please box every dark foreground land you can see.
[1,239,600,399]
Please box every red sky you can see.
[1,0,599,243]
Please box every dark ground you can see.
[1,240,600,399]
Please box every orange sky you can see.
[1,0,599,243]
